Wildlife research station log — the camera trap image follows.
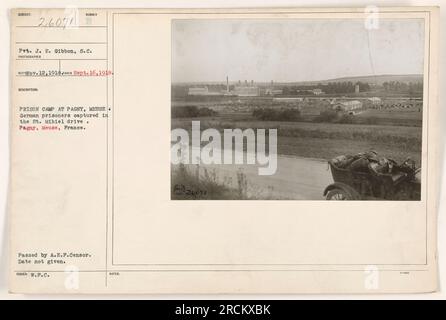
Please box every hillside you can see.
[309,74,423,85]
[174,74,423,87]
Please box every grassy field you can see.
[171,163,249,200]
[172,97,423,127]
[354,109,422,126]
[172,116,422,164]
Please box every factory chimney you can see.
[226,76,229,93]
[245,80,248,86]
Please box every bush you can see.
[336,114,355,124]
[252,108,301,121]
[197,107,218,117]
[171,106,217,118]
[313,109,339,122]
[363,116,379,125]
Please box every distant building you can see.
[188,86,221,96]
[233,86,260,97]
[188,87,209,96]
[367,97,381,104]
[355,84,360,94]
[264,80,283,96]
[189,78,261,97]
[333,100,363,111]
[273,97,303,102]
[265,88,283,96]
[312,88,324,95]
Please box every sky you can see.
[172,19,425,83]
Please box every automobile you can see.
[324,156,421,200]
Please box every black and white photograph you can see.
[171,19,424,200]
[3,5,443,298]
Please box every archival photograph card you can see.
[8,7,439,294]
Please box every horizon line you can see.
[172,73,424,85]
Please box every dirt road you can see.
[174,148,334,200]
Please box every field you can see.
[355,108,422,126]
[172,102,423,165]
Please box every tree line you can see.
[382,81,423,94]
[281,81,371,95]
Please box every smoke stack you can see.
[226,76,229,92]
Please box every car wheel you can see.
[326,188,352,200]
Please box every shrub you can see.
[336,114,355,124]
[363,116,378,125]
[313,109,339,122]
[197,107,217,117]
[171,164,246,200]
[252,108,301,121]
[171,106,217,118]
